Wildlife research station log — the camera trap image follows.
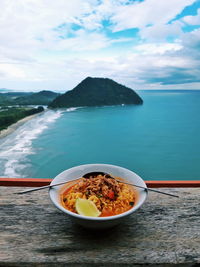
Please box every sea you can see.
[0,90,200,181]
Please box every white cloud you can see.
[182,8,200,25]
[0,0,199,91]
[139,21,183,41]
[111,0,194,31]
[53,30,111,51]
[135,42,183,55]
[0,63,26,79]
[0,0,94,59]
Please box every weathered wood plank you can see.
[0,187,200,266]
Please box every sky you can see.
[0,0,200,92]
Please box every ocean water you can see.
[0,90,200,180]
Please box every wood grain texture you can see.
[0,187,200,266]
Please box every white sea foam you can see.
[0,110,63,178]
[66,107,80,112]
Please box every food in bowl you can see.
[49,164,147,229]
[61,174,137,217]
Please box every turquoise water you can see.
[0,90,200,180]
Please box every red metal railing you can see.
[0,178,200,187]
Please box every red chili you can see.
[107,190,115,199]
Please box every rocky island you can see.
[49,77,143,108]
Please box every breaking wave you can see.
[0,110,63,178]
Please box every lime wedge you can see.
[75,198,101,217]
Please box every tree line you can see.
[0,106,44,131]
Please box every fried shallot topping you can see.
[75,175,122,200]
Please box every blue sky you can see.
[0,0,200,92]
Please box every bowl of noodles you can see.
[49,164,147,229]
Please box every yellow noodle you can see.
[61,176,136,217]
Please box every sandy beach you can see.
[0,113,40,139]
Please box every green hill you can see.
[4,92,32,99]
[0,91,32,106]
[49,77,143,108]
[15,90,60,105]
[0,93,14,106]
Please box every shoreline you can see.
[0,113,41,139]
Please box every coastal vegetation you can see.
[49,77,143,108]
[0,106,44,131]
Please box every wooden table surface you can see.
[0,187,200,266]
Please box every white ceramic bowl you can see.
[49,164,148,229]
